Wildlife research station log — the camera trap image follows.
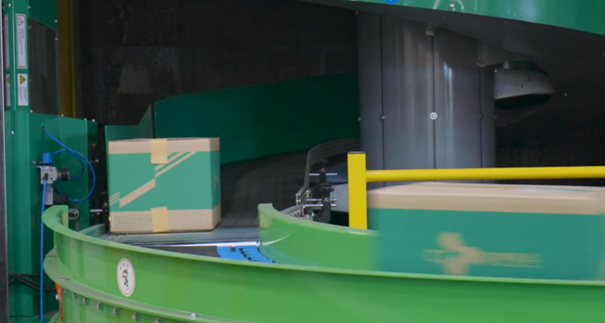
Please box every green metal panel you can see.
[329,0,605,36]
[6,110,92,322]
[28,0,56,30]
[44,205,605,322]
[154,74,360,164]
[258,204,376,270]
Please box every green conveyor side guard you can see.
[322,0,605,36]
[44,205,605,322]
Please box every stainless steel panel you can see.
[382,18,435,176]
[433,30,482,170]
[358,13,383,174]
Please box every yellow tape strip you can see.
[151,207,170,233]
[150,139,168,164]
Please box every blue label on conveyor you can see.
[217,246,276,264]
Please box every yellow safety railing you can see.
[347,152,605,229]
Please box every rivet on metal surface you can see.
[72,293,78,300]
[55,294,58,301]
[154,319,161,323]
[189,313,197,319]
[357,117,361,121]
[8,3,11,7]
[29,110,32,113]
[113,308,120,316]
[96,302,103,311]
[132,313,139,322]
[429,112,438,120]
[83,297,89,305]
[449,3,455,9]
[380,115,385,121]
[11,131,14,135]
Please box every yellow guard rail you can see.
[347,152,605,229]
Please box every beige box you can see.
[370,182,605,280]
[108,138,221,233]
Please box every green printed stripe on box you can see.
[371,209,605,281]
[108,150,220,212]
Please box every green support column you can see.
[3,0,34,322]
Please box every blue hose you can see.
[40,178,47,323]
[43,128,96,203]
[53,149,96,203]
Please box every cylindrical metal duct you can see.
[358,13,495,184]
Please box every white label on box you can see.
[15,14,26,69]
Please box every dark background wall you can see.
[76,0,605,180]
[77,0,358,125]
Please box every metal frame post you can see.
[0,0,7,320]
[347,152,368,229]
[3,0,32,320]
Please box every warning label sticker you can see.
[17,73,27,106]
[5,75,10,107]
[16,14,27,69]
[3,15,9,69]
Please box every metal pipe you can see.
[349,152,605,230]
[366,166,605,182]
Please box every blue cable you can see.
[40,178,47,323]
[42,128,96,203]
[44,129,85,181]
[53,149,96,203]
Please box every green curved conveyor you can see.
[44,205,605,323]
[327,0,605,36]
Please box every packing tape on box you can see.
[151,207,170,233]
[150,139,168,164]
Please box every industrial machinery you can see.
[3,0,605,322]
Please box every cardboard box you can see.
[369,182,605,281]
[108,138,221,233]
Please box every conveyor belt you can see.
[150,242,277,263]
[220,152,306,227]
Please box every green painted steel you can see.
[45,205,605,322]
[330,0,605,36]
[105,75,359,165]
[28,0,57,29]
[6,111,93,322]
[153,74,360,164]
[258,204,376,270]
